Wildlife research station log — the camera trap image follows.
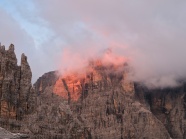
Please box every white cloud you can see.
[1,0,186,88]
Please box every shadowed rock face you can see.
[135,83,186,139]
[0,44,34,121]
[34,71,58,94]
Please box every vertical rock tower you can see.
[0,44,33,120]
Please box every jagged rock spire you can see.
[8,44,14,51]
[0,44,34,120]
[21,53,27,64]
[0,43,5,52]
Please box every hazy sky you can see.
[0,0,186,88]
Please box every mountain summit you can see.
[1,45,186,139]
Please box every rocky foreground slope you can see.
[0,44,186,139]
[0,127,28,139]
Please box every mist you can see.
[1,0,186,88]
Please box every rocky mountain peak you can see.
[8,44,14,52]
[0,45,5,52]
[0,44,34,121]
[21,53,27,64]
[1,44,186,138]
[53,60,131,102]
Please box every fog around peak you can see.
[0,0,186,88]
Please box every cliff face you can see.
[34,71,58,94]
[135,83,186,139]
[34,63,170,139]
[1,44,185,139]
[0,44,34,121]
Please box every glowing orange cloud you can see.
[53,24,131,101]
[54,47,128,101]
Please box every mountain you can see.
[33,61,170,138]
[0,44,186,139]
[0,44,37,138]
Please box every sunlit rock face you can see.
[53,60,132,102]
[53,74,82,101]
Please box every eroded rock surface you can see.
[1,44,185,139]
[0,44,34,120]
[34,71,58,94]
[34,62,171,139]
[135,83,186,139]
[0,127,29,139]
[0,44,35,138]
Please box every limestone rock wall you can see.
[32,64,171,139]
[0,44,179,138]
[0,44,34,121]
[135,83,186,139]
[34,71,58,94]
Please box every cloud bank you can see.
[1,0,186,88]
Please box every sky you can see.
[0,0,186,88]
